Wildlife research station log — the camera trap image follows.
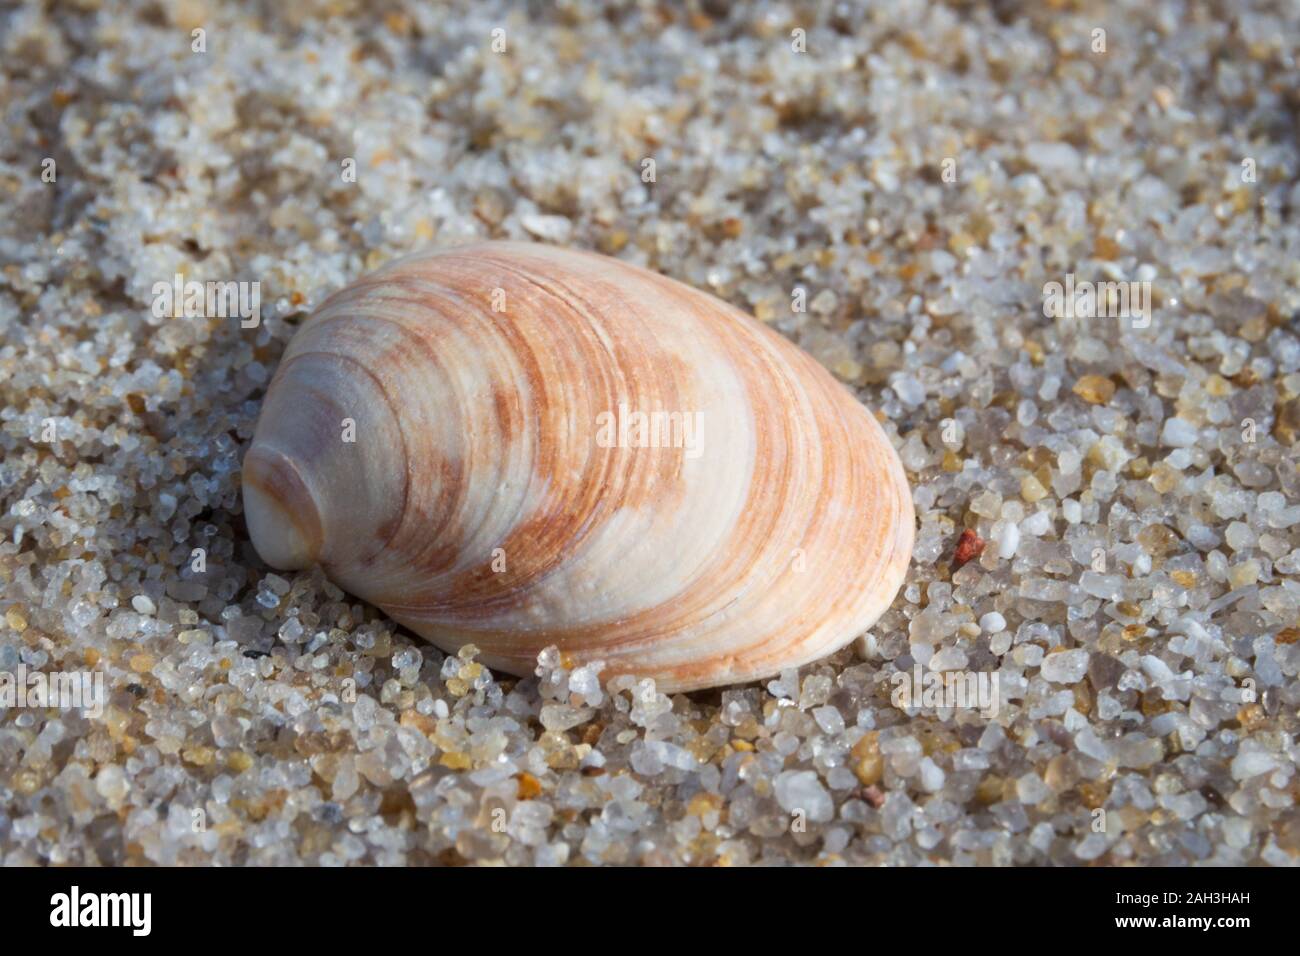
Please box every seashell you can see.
[242,242,913,692]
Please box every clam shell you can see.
[243,242,913,691]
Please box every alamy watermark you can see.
[0,665,105,718]
[594,404,704,460]
[151,273,261,327]
[891,663,1000,718]
[50,886,151,936]
[1043,273,1151,328]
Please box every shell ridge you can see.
[268,349,413,574]
[303,294,475,587]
